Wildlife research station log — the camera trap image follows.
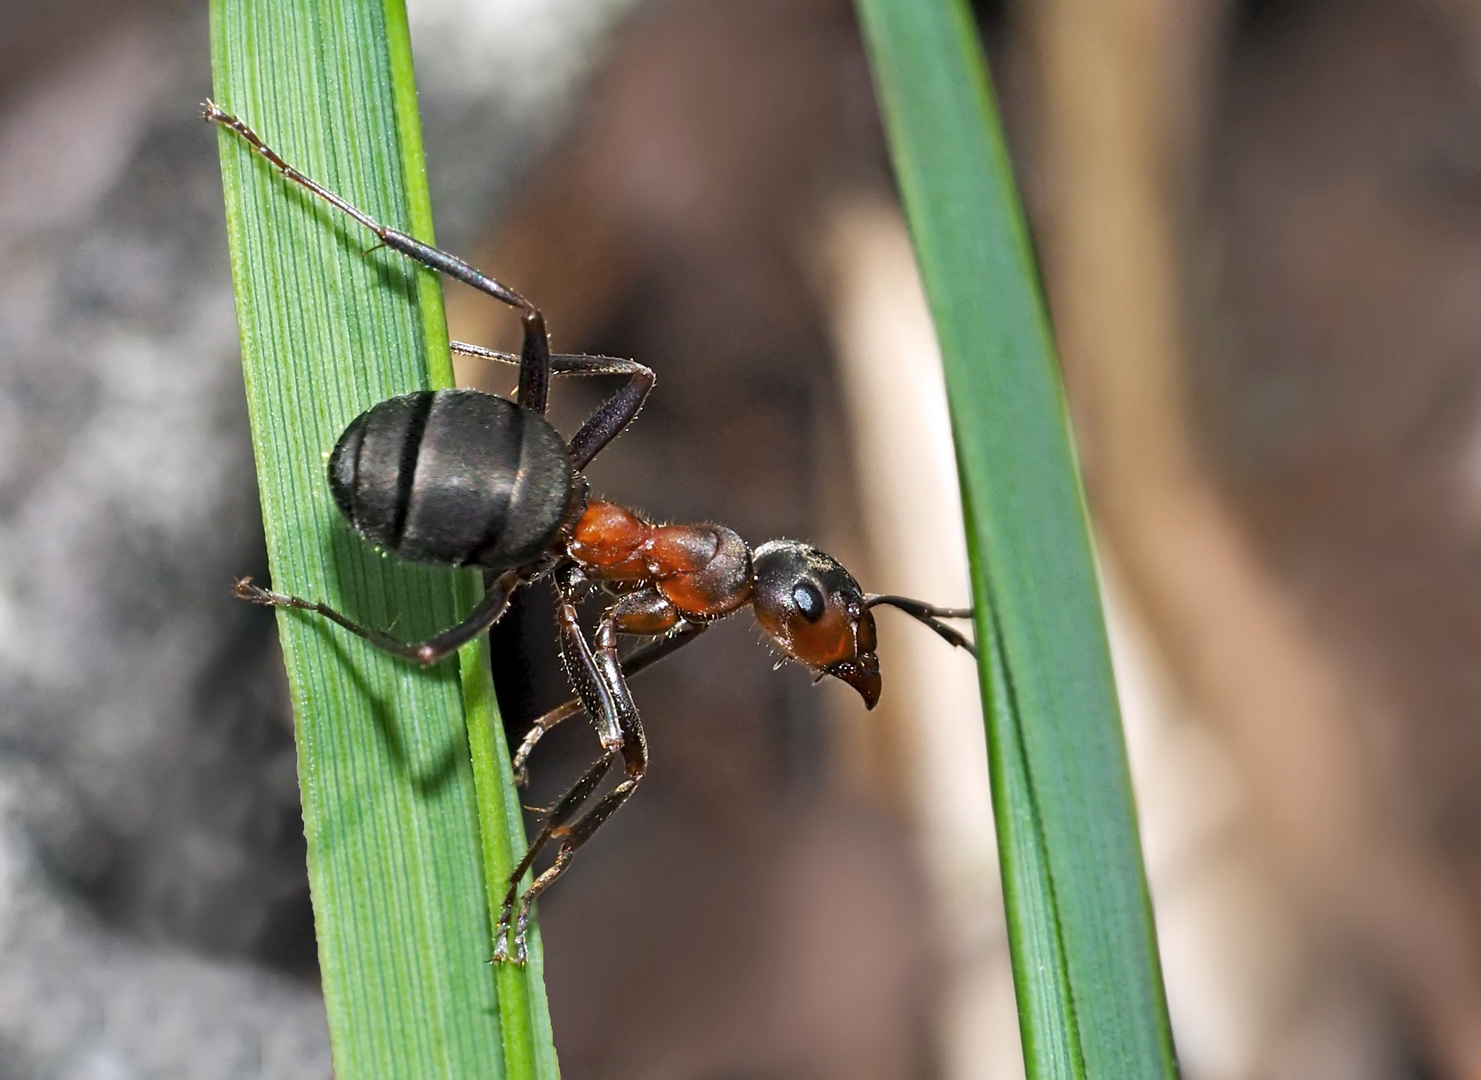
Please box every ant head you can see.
[752,540,881,709]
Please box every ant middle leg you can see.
[204,103,554,414]
[451,344,656,470]
[235,571,517,666]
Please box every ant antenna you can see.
[864,594,977,656]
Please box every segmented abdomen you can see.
[328,389,574,572]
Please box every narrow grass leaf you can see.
[209,1,559,1076]
[852,1,1179,1076]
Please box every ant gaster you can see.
[206,103,976,965]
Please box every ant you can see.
[206,103,976,965]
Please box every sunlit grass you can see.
[209,1,559,1076]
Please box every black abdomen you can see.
[328,389,574,571]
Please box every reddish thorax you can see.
[567,501,753,619]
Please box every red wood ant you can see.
[206,103,976,964]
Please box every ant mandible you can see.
[206,103,976,965]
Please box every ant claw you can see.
[489,910,531,965]
[491,936,521,965]
[234,576,270,603]
[235,577,299,610]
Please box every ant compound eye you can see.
[792,581,825,622]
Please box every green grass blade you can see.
[209,2,558,1076]
[852,2,1179,1077]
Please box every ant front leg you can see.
[235,572,517,666]
[492,572,624,962]
[512,619,708,786]
[506,726,646,964]
[493,585,667,964]
[204,103,554,413]
[494,745,619,963]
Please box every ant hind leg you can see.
[235,572,515,666]
[204,103,554,412]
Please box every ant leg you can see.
[590,589,679,711]
[558,356,656,471]
[492,576,632,959]
[204,103,554,411]
[451,344,656,471]
[512,620,708,785]
[491,747,618,962]
[204,105,537,315]
[515,313,552,415]
[496,590,666,962]
[511,701,583,787]
[235,571,516,666]
[551,575,626,752]
[508,721,647,964]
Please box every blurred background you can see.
[1,0,1479,1076]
